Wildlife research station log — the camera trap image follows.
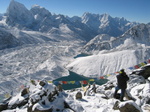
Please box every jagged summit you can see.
[81,12,138,37]
[124,23,150,43]
[30,4,52,18]
[6,0,34,28]
[1,0,138,39]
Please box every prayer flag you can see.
[75,81,80,85]
[53,81,59,85]
[144,61,147,64]
[89,79,95,81]
[140,62,146,66]
[134,65,139,69]
[70,81,75,84]
[48,81,53,83]
[107,74,110,77]
[62,81,67,84]
[100,76,104,79]
[147,59,150,63]
[115,72,119,74]
[80,80,88,84]
[67,81,71,84]
[82,80,88,84]
[128,67,134,70]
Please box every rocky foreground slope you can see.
[0,65,150,112]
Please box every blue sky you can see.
[0,0,149,23]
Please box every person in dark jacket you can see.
[114,69,129,101]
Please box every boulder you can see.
[104,82,115,90]
[113,100,142,112]
[142,104,150,112]
[132,65,150,79]
[76,91,82,99]
[119,101,142,112]
[39,81,46,87]
[113,101,120,110]
[30,80,37,86]
[21,88,29,96]
[8,96,29,109]
[0,102,8,111]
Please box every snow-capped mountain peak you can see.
[1,0,139,41]
[6,0,34,28]
[30,4,52,19]
[81,12,138,37]
[101,13,111,22]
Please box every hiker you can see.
[114,69,129,101]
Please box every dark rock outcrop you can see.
[113,100,142,112]
[131,65,150,79]
[76,91,82,99]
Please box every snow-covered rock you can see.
[118,100,143,112]
[0,73,150,112]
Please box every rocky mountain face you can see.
[81,12,137,37]
[82,23,150,54]
[82,34,114,53]
[3,0,138,43]
[123,23,150,46]
[30,5,53,32]
[6,0,34,29]
[0,28,20,50]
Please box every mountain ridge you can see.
[2,0,139,43]
[82,23,150,54]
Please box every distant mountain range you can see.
[2,0,138,43]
